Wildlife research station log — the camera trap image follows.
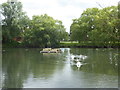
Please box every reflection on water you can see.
[0,48,2,89]
[2,48,119,88]
[70,48,118,75]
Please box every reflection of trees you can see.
[30,52,65,79]
[2,48,31,88]
[70,48,118,75]
[0,50,2,88]
[70,48,88,55]
[2,48,65,88]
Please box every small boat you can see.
[40,48,51,53]
[40,48,61,53]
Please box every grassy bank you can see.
[2,41,120,48]
[60,41,120,48]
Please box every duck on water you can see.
[70,54,87,62]
[70,54,87,69]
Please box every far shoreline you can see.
[2,45,120,49]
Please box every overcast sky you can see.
[0,0,119,32]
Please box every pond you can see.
[2,48,119,88]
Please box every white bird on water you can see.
[76,61,82,70]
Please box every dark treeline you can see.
[1,1,120,48]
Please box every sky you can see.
[0,0,119,33]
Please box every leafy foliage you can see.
[70,6,120,46]
[1,1,68,47]
[23,14,68,47]
[1,1,28,43]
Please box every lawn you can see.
[60,41,120,48]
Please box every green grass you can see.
[2,41,120,48]
[60,41,120,48]
[60,41,79,43]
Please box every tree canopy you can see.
[70,6,120,46]
[1,0,119,48]
[1,1,69,47]
[1,1,28,43]
[23,14,68,47]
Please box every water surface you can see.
[2,48,119,88]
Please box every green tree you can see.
[70,8,99,42]
[70,6,119,46]
[1,1,26,43]
[23,14,68,47]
